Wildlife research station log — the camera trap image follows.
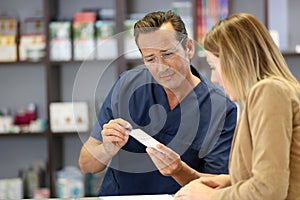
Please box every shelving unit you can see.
[1,0,300,198]
[46,0,120,197]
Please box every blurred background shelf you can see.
[1,0,300,198]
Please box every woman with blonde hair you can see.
[174,13,300,200]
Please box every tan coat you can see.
[212,79,300,200]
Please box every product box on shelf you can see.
[19,34,46,61]
[172,1,194,39]
[23,17,45,35]
[18,17,46,61]
[49,102,89,133]
[56,166,84,198]
[49,21,72,61]
[0,178,23,199]
[95,20,117,60]
[0,35,17,62]
[0,114,14,133]
[0,18,18,62]
[0,18,18,35]
[124,19,140,59]
[73,12,96,60]
[196,0,229,57]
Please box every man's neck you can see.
[165,75,200,110]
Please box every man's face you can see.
[137,23,193,91]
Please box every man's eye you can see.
[162,51,174,58]
[145,57,155,63]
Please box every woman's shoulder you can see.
[250,78,297,94]
[248,78,300,104]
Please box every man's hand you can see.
[101,118,132,157]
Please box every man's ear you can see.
[187,38,195,59]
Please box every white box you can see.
[0,35,17,62]
[50,102,89,132]
[73,12,96,60]
[0,178,23,199]
[19,34,46,61]
[49,21,72,61]
[0,18,18,35]
[96,20,117,60]
[124,19,141,59]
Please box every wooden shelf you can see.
[0,131,87,137]
[282,52,300,57]
[0,132,48,137]
[50,131,88,135]
[0,60,46,65]
[49,59,116,65]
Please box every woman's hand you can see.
[146,143,183,176]
[200,174,231,189]
[174,178,215,200]
[174,174,231,200]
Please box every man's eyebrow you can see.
[142,46,172,58]
[160,49,169,52]
[143,54,155,58]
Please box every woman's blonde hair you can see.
[204,13,299,106]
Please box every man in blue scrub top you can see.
[78,10,237,196]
